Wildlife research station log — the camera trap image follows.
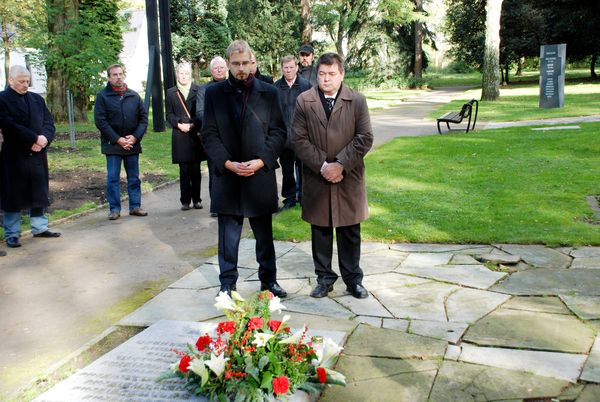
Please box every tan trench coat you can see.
[292,84,373,227]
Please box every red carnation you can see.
[316,367,327,383]
[217,321,236,334]
[196,334,212,351]
[272,375,289,395]
[178,355,192,373]
[248,317,264,330]
[268,320,282,332]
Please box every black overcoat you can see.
[201,79,286,217]
[0,87,55,212]
[165,84,206,163]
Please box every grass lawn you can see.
[273,122,600,246]
[431,80,600,122]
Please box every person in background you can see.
[298,44,317,86]
[201,40,287,297]
[166,62,205,211]
[292,53,373,299]
[94,63,148,221]
[0,65,60,248]
[196,56,228,217]
[273,55,310,211]
[250,52,274,84]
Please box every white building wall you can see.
[0,50,47,94]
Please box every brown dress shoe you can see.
[129,208,148,216]
[108,211,120,220]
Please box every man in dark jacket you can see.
[250,53,274,84]
[166,62,205,210]
[273,55,310,211]
[298,44,317,86]
[202,40,287,297]
[94,64,148,221]
[0,65,61,248]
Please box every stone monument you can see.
[539,44,566,108]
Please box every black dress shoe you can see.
[33,230,61,238]
[347,284,369,299]
[6,237,21,248]
[193,202,203,209]
[310,283,333,298]
[261,282,288,298]
[181,204,191,211]
[210,213,218,218]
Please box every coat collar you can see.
[305,84,353,128]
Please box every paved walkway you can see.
[483,114,600,130]
[5,88,600,401]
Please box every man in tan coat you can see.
[292,53,373,299]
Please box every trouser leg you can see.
[280,148,297,204]
[123,154,141,210]
[217,214,243,286]
[311,224,338,286]
[105,155,122,212]
[249,214,277,284]
[336,223,363,287]
[179,163,192,205]
[190,161,202,204]
[3,211,21,238]
[29,207,48,235]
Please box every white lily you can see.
[204,352,229,377]
[269,296,286,314]
[214,291,241,312]
[314,337,344,368]
[279,325,307,345]
[188,358,209,386]
[252,332,275,348]
[231,290,245,302]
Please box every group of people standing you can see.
[0,39,374,301]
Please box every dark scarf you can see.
[228,73,255,121]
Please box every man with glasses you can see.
[201,40,287,297]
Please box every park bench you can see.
[437,99,478,134]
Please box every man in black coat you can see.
[166,62,205,210]
[0,65,61,248]
[298,44,317,86]
[201,40,287,297]
[94,64,148,221]
[273,55,311,211]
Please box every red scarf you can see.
[111,83,127,97]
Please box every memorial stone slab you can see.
[496,244,571,269]
[502,296,571,315]
[464,308,595,353]
[446,288,510,323]
[539,44,566,108]
[459,343,586,382]
[35,321,345,402]
[429,361,570,402]
[581,336,600,383]
[397,264,506,290]
[560,295,600,320]
[492,269,600,296]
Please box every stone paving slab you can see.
[560,295,600,320]
[581,336,600,383]
[280,295,355,320]
[389,244,492,254]
[168,264,256,289]
[495,244,571,269]
[372,282,458,321]
[577,385,600,401]
[474,253,521,265]
[343,324,447,360]
[464,308,596,353]
[502,296,571,315]
[491,269,600,296]
[396,264,506,289]
[334,294,394,318]
[382,318,410,332]
[449,254,480,265]
[360,251,406,274]
[458,343,587,382]
[446,288,510,323]
[399,252,453,267]
[429,361,570,401]
[362,272,431,291]
[571,247,600,258]
[571,257,600,269]
[408,319,468,344]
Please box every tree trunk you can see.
[301,0,312,44]
[413,0,424,80]
[335,30,344,59]
[591,52,597,79]
[2,19,10,87]
[481,0,503,101]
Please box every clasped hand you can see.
[31,135,48,152]
[225,159,265,177]
[321,161,344,183]
[118,135,137,151]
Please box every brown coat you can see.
[292,84,373,227]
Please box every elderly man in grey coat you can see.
[292,53,373,299]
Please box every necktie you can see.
[325,97,335,113]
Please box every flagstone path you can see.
[114,238,600,401]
